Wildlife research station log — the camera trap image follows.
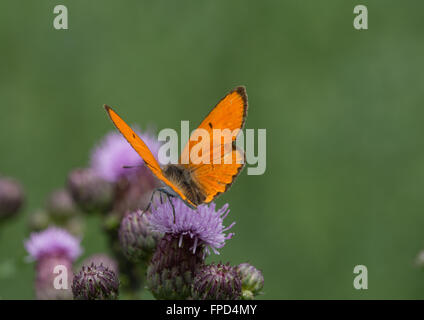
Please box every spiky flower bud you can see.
[119,210,162,263]
[146,234,204,300]
[191,263,242,300]
[72,264,119,300]
[67,168,114,213]
[237,263,264,299]
[0,177,24,221]
[46,189,78,220]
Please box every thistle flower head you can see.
[191,263,242,300]
[45,188,78,219]
[72,263,119,300]
[148,198,235,255]
[24,227,82,262]
[67,168,114,213]
[119,210,162,263]
[0,176,24,220]
[90,130,160,183]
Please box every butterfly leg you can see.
[145,187,176,223]
[145,188,160,212]
[155,187,177,223]
[168,195,176,223]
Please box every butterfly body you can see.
[162,164,207,207]
[105,86,248,209]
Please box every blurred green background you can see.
[1,0,424,299]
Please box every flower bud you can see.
[237,263,264,299]
[72,263,119,300]
[46,189,78,220]
[0,177,24,221]
[146,234,204,300]
[67,168,114,213]
[119,210,162,263]
[191,263,242,300]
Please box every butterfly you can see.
[104,86,248,209]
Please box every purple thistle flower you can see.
[24,227,82,262]
[90,130,161,183]
[148,198,235,255]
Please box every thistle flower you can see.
[67,168,114,213]
[45,188,78,220]
[146,234,204,300]
[236,263,264,299]
[24,227,82,300]
[119,210,162,263]
[148,198,235,255]
[191,263,242,300]
[90,130,161,183]
[25,227,82,262]
[146,199,235,299]
[0,176,24,221]
[72,263,119,300]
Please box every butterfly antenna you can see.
[122,165,144,169]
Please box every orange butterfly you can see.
[104,86,247,209]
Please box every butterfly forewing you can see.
[179,86,248,203]
[104,105,196,207]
